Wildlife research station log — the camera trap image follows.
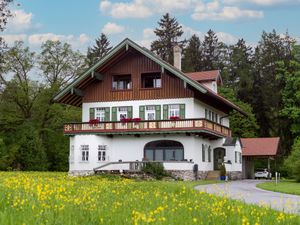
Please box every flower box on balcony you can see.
[89,119,100,125]
[170,116,180,120]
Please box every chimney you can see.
[173,45,182,70]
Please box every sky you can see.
[2,0,300,52]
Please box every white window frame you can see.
[95,107,106,122]
[145,105,156,120]
[168,104,180,118]
[98,145,107,162]
[81,145,89,162]
[118,107,128,120]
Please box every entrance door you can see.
[214,148,226,170]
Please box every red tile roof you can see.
[241,137,280,156]
[185,70,220,82]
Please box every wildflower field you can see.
[0,172,298,225]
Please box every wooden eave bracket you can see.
[70,87,84,97]
[91,71,103,81]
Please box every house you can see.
[54,38,247,180]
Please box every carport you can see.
[241,137,280,179]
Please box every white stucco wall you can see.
[82,97,229,127]
[202,81,218,93]
[69,134,241,173]
[193,99,230,127]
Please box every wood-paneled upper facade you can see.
[83,51,194,102]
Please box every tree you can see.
[284,137,300,181]
[0,41,38,119]
[222,39,254,103]
[87,33,112,66]
[201,29,224,71]
[278,45,300,136]
[182,35,202,72]
[0,0,13,88]
[151,13,185,64]
[219,87,258,138]
[38,40,86,89]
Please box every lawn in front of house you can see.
[257,180,300,196]
[0,172,298,225]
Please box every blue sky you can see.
[2,0,300,52]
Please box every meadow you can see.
[0,172,298,225]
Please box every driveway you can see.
[195,180,300,214]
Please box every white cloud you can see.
[192,5,263,21]
[215,32,238,44]
[99,0,264,21]
[6,9,33,32]
[182,25,238,45]
[2,34,28,45]
[2,33,91,52]
[223,0,300,6]
[143,28,155,39]
[101,22,124,35]
[99,0,196,18]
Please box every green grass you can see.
[257,180,300,195]
[0,172,298,225]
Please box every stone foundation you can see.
[227,171,242,180]
[68,170,95,176]
[168,170,208,181]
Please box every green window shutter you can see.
[89,108,95,120]
[155,105,161,120]
[205,109,208,119]
[104,107,110,121]
[112,107,117,121]
[179,104,185,119]
[163,105,169,120]
[127,106,133,118]
[139,106,145,120]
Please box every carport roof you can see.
[241,137,280,157]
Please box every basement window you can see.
[141,72,161,88]
[112,75,132,90]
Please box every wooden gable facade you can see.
[83,48,194,102]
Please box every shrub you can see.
[142,162,168,180]
[220,164,226,177]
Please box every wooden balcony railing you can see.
[64,118,231,137]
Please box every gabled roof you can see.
[185,70,222,84]
[53,38,245,115]
[223,137,241,146]
[241,137,280,156]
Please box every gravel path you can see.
[195,180,300,214]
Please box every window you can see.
[112,75,132,90]
[95,107,106,121]
[81,145,89,161]
[144,140,184,161]
[202,144,205,162]
[208,146,211,162]
[169,105,180,117]
[141,72,161,88]
[205,108,220,124]
[235,151,237,163]
[70,145,74,163]
[145,105,156,120]
[98,145,106,161]
[118,107,128,120]
[239,152,242,164]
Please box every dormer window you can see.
[141,72,161,88]
[112,75,132,90]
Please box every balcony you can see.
[64,118,231,138]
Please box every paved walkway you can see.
[195,180,300,214]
